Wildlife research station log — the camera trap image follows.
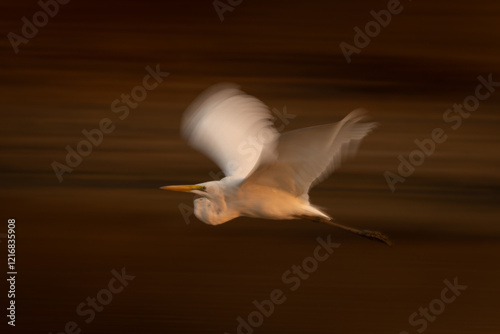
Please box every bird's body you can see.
[193,178,328,225]
[162,84,391,245]
[233,183,325,221]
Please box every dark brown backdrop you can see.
[1,0,499,333]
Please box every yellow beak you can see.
[160,185,205,192]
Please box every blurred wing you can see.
[243,109,377,197]
[182,83,278,178]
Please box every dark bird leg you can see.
[301,216,392,246]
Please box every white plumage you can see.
[162,84,390,245]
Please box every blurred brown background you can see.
[1,0,499,333]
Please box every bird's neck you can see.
[194,197,238,226]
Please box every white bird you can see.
[162,84,391,245]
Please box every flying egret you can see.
[162,84,391,246]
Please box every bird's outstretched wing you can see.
[242,109,377,197]
[182,84,278,178]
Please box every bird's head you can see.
[160,181,224,202]
[161,181,229,225]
